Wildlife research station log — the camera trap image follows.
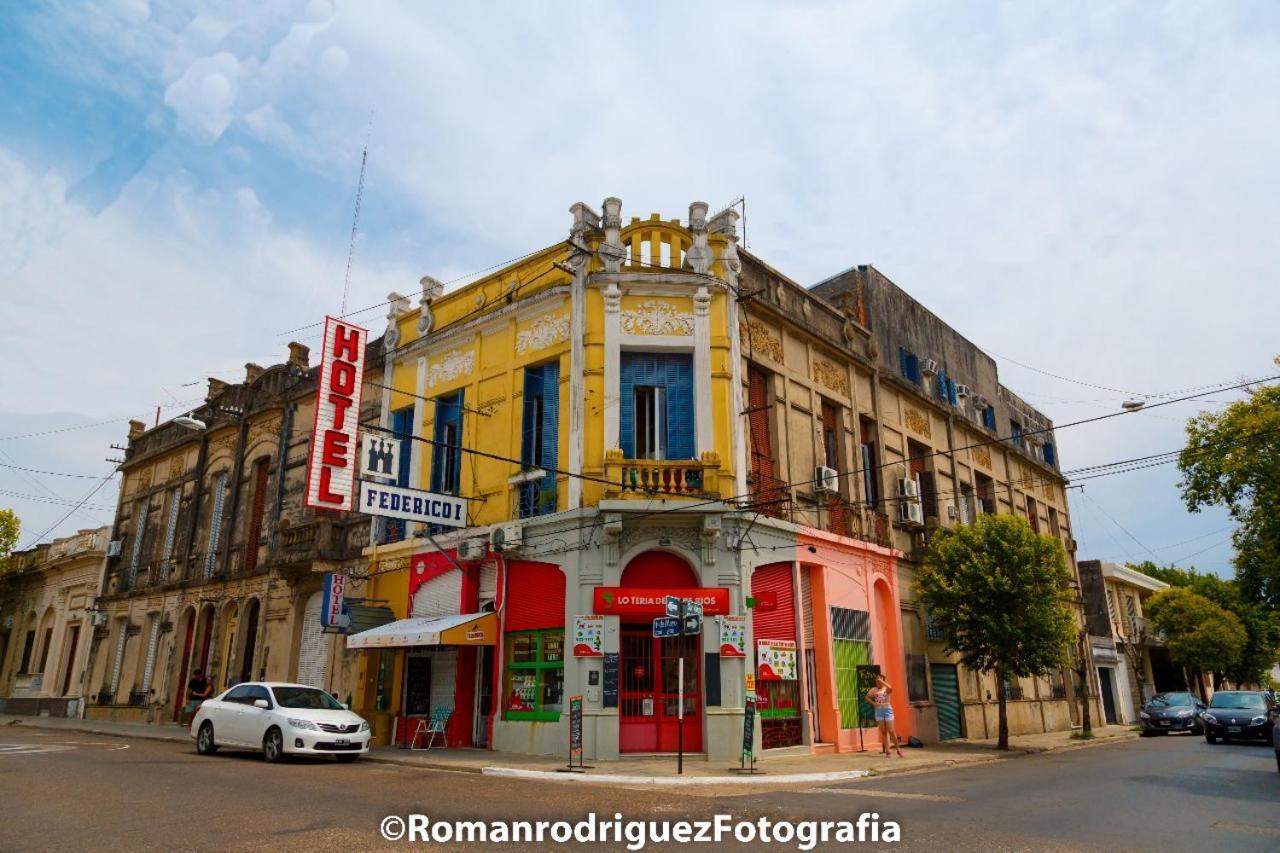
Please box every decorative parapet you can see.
[619,300,694,336]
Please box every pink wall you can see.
[798,529,910,753]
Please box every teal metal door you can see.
[931,663,963,740]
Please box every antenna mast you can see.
[341,115,374,317]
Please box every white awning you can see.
[345,612,496,649]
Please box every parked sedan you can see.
[191,682,371,762]
[1138,692,1205,735]
[1202,691,1274,744]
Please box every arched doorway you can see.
[216,602,238,691]
[172,607,197,721]
[239,599,261,685]
[618,551,701,753]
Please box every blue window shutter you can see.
[1044,442,1056,465]
[391,407,413,487]
[936,368,947,401]
[664,354,695,458]
[983,407,996,430]
[619,354,637,458]
[898,347,909,378]
[947,379,958,406]
[906,352,920,383]
[541,362,559,472]
[431,391,463,493]
[521,368,538,465]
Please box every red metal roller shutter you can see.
[505,561,566,631]
[751,562,795,643]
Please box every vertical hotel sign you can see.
[305,317,368,511]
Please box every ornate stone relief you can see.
[620,300,694,336]
[739,319,783,363]
[619,524,702,563]
[684,201,713,274]
[904,408,932,439]
[812,359,850,398]
[972,446,992,470]
[426,349,475,388]
[516,313,570,355]
[168,456,185,480]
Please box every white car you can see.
[190,682,370,763]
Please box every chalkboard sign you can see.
[704,653,721,707]
[855,664,881,727]
[405,656,432,717]
[742,696,756,760]
[602,652,619,709]
[569,695,583,757]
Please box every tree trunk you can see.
[995,666,1009,750]
[1074,631,1092,736]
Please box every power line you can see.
[0,418,131,441]
[0,488,116,512]
[0,462,121,480]
[1079,488,1159,562]
[17,473,118,550]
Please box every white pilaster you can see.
[602,282,622,453]
[693,285,713,458]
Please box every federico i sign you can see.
[358,481,469,529]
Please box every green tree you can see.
[918,514,1077,749]
[1144,587,1246,688]
[0,508,18,566]
[1131,561,1280,686]
[1178,364,1280,605]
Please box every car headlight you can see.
[1139,711,1150,720]
[359,720,370,732]
[287,718,318,731]
[1202,713,1217,724]
[1251,715,1267,726]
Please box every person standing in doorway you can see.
[867,674,904,757]
[182,668,213,726]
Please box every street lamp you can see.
[174,413,207,431]
[1121,401,1146,412]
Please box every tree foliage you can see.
[919,513,1077,748]
[1144,587,1247,681]
[0,508,18,566]
[1178,364,1280,605]
[1131,561,1280,686]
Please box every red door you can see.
[619,628,701,753]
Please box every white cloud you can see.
[163,51,242,141]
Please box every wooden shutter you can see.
[140,617,161,693]
[750,563,795,643]
[620,353,693,459]
[127,500,149,588]
[204,473,228,578]
[505,561,565,632]
[431,393,463,493]
[243,459,269,574]
[391,407,414,486]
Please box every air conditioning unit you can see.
[814,466,839,494]
[897,478,919,498]
[946,505,959,522]
[106,540,123,558]
[919,358,940,377]
[955,384,971,399]
[457,538,487,563]
[91,612,110,628]
[490,523,523,553]
[897,501,924,526]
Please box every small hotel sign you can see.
[305,317,368,511]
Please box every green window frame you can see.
[503,629,565,722]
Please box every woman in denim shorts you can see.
[866,674,904,757]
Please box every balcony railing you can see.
[604,451,722,500]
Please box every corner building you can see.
[354,198,1081,761]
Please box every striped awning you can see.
[345,612,496,649]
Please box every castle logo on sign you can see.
[360,433,401,479]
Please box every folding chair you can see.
[412,706,453,750]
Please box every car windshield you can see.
[1148,693,1194,708]
[1208,692,1266,710]
[272,687,345,710]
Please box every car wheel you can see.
[263,727,285,763]
[335,754,359,763]
[1206,733,1217,744]
[196,722,219,755]
[1139,730,1153,738]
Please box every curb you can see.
[481,766,873,786]
[2,718,188,744]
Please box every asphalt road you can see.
[1,726,1277,852]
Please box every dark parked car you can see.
[1202,691,1274,744]
[1138,692,1205,735]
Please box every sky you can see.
[2,1,1277,574]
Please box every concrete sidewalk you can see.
[2,712,1138,785]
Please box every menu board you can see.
[405,656,431,716]
[719,615,747,657]
[756,639,798,681]
[602,652,619,708]
[573,616,604,657]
